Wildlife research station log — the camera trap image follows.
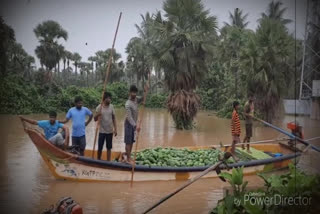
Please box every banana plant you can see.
[219,166,248,196]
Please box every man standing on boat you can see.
[231,101,241,159]
[124,85,145,164]
[19,111,70,149]
[60,96,93,156]
[94,92,118,161]
[243,96,255,153]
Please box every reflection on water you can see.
[0,109,319,213]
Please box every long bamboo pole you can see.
[249,114,320,152]
[130,73,151,187]
[218,136,320,148]
[92,12,122,158]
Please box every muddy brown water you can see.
[0,109,319,214]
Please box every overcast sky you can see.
[1,0,307,67]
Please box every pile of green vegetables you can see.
[132,147,235,167]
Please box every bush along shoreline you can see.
[0,75,168,114]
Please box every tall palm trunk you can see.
[75,62,77,75]
[87,71,89,87]
[63,58,66,71]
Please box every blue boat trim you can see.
[76,152,301,172]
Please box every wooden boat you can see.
[24,126,300,182]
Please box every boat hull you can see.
[26,128,298,182]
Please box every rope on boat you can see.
[92,12,122,158]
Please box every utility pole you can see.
[299,0,309,100]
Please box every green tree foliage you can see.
[224,8,249,29]
[126,37,150,90]
[134,0,218,129]
[212,165,320,214]
[1,1,303,125]
[89,49,124,83]
[0,74,130,114]
[34,20,68,71]
[261,0,292,25]
[72,52,81,74]
[0,16,15,76]
[240,18,295,122]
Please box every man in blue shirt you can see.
[20,111,70,149]
[60,96,93,156]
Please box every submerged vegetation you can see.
[2,0,319,128]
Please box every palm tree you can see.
[220,8,251,99]
[88,56,97,82]
[240,18,293,122]
[260,1,292,25]
[224,8,249,29]
[56,45,65,74]
[143,0,218,129]
[91,49,122,82]
[126,37,150,89]
[72,52,81,75]
[34,20,68,72]
[6,42,35,77]
[78,61,91,86]
[65,50,73,70]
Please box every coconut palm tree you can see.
[240,17,294,122]
[144,0,218,129]
[224,8,249,29]
[88,55,98,82]
[261,1,292,25]
[91,49,122,82]
[64,50,73,69]
[220,8,251,99]
[126,37,150,89]
[72,52,81,75]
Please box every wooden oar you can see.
[142,152,232,214]
[249,114,320,153]
[130,73,151,187]
[92,12,122,158]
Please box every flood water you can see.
[0,109,319,214]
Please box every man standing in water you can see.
[20,111,69,149]
[94,92,118,161]
[243,96,255,152]
[60,96,93,156]
[124,85,146,164]
[231,101,241,159]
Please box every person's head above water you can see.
[129,85,138,100]
[74,96,83,110]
